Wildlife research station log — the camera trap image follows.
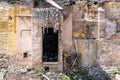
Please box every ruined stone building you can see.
[0,0,120,72]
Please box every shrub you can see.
[108,73,115,78]
[117,66,120,72]
[59,76,70,80]
[35,67,45,73]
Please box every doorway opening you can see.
[42,27,58,62]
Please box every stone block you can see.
[0,72,4,80]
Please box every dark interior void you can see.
[23,52,28,58]
[42,28,58,62]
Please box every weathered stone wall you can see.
[62,13,73,51]
[76,40,97,67]
[73,2,120,67]
[16,4,32,65]
[68,2,120,68]
[0,34,7,54]
[97,2,120,66]
[1,1,120,71]
[31,8,63,71]
[0,2,16,55]
[16,16,32,65]
[97,38,120,66]
[31,19,42,66]
[96,2,120,66]
[0,2,31,56]
[7,7,16,55]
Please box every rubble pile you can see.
[0,54,69,80]
[69,67,110,80]
[0,54,120,80]
[70,67,120,80]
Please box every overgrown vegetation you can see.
[59,76,70,80]
[34,67,45,73]
[70,68,91,80]
[50,69,55,74]
[116,66,120,72]
[108,73,116,78]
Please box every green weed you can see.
[35,67,45,73]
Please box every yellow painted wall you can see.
[0,3,31,55]
[7,7,16,55]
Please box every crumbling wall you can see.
[31,8,63,71]
[8,4,31,56]
[0,2,31,56]
[70,5,99,68]
[31,18,42,66]
[97,2,120,66]
[7,6,16,55]
[63,2,120,68]
[97,38,120,66]
[16,16,32,65]
[15,4,32,65]
[62,13,72,51]
[76,40,97,67]
[0,0,119,71]
[0,2,16,55]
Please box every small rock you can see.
[115,74,120,80]
[1,68,7,73]
[20,69,27,74]
[1,64,8,69]
[0,55,3,58]
[102,66,117,73]
[78,78,82,80]
[73,75,79,79]
[29,70,36,74]
[59,73,62,76]
[73,68,78,72]
[46,72,51,75]
[89,68,96,75]
[0,72,4,80]
[25,66,32,71]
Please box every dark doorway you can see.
[42,28,58,62]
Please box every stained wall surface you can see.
[0,2,31,56]
[16,17,32,64]
[0,1,120,69]
[0,2,16,55]
[70,2,120,67]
